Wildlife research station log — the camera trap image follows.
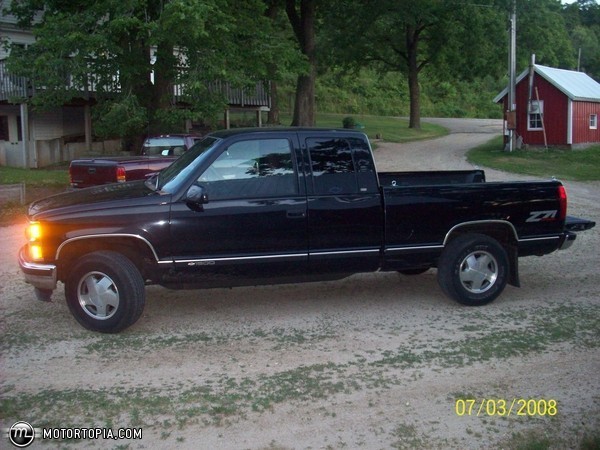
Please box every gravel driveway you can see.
[1,119,598,449]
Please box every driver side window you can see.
[197,138,297,200]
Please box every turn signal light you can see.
[30,244,43,261]
[26,222,42,242]
[116,166,126,183]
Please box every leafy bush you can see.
[342,116,356,128]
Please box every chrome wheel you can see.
[77,271,120,320]
[66,251,145,332]
[437,234,508,306]
[458,250,498,294]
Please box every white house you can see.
[0,0,271,168]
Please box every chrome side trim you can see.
[175,248,380,265]
[386,245,444,253]
[518,236,560,242]
[174,253,308,264]
[309,249,380,257]
[56,233,161,262]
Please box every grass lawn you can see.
[0,165,69,225]
[0,164,70,186]
[467,136,600,182]
[306,113,448,143]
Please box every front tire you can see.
[437,234,508,306]
[65,251,145,333]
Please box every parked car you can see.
[69,134,202,188]
[20,127,595,332]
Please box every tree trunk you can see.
[286,0,317,127]
[292,64,316,126]
[267,80,280,125]
[149,43,177,133]
[406,25,421,130]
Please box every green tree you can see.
[562,0,600,78]
[6,0,272,139]
[325,0,505,129]
[515,0,575,69]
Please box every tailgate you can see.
[69,161,117,188]
[565,215,596,232]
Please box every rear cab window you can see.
[142,137,187,156]
[306,136,378,195]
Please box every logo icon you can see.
[7,422,36,448]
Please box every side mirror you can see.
[185,185,208,212]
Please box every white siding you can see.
[32,109,63,140]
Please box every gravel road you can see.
[1,119,598,449]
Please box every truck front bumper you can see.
[19,246,57,291]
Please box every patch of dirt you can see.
[1,119,598,449]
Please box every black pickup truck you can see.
[19,128,595,332]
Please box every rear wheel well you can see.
[56,237,157,283]
[445,223,517,248]
[443,223,520,287]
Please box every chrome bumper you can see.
[18,246,57,290]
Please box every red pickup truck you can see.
[69,134,201,188]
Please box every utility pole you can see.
[507,0,517,152]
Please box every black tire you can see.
[437,234,508,306]
[65,251,145,333]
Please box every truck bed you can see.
[378,170,485,187]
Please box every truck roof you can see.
[208,127,367,139]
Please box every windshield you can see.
[152,136,219,193]
[142,137,187,156]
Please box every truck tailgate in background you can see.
[69,160,117,188]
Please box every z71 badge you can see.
[526,210,558,222]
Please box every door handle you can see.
[287,211,306,219]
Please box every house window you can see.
[528,100,544,130]
[0,116,8,141]
[591,114,598,130]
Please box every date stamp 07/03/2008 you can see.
[455,398,558,417]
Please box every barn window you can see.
[528,100,544,131]
[591,114,598,130]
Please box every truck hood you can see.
[28,181,163,219]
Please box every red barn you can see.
[494,65,600,148]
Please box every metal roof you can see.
[494,64,600,103]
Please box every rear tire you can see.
[437,234,508,306]
[65,251,145,333]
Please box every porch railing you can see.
[0,60,270,108]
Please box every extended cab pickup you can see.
[20,128,595,332]
[69,134,201,188]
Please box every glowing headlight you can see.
[25,222,44,261]
[26,222,42,242]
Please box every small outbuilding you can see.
[494,64,600,148]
